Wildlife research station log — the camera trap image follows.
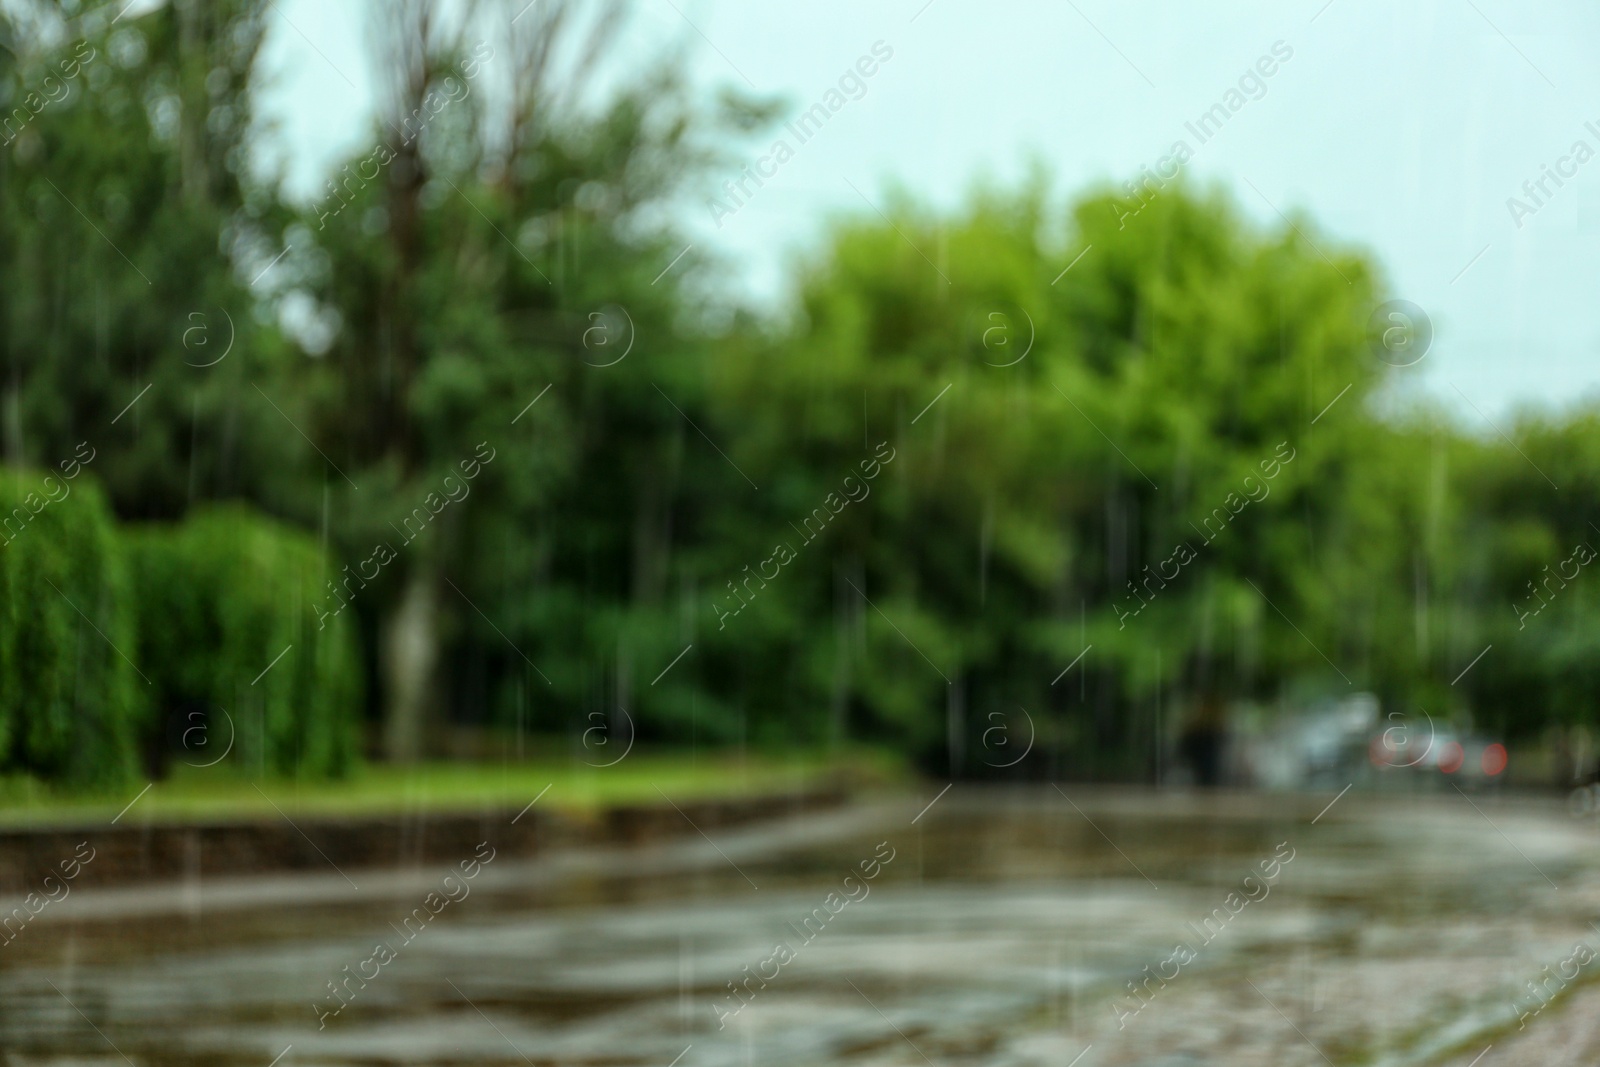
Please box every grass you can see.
[0,746,912,828]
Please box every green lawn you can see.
[0,747,910,828]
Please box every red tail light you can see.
[1482,743,1507,776]
[1438,742,1464,774]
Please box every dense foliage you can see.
[0,477,360,787]
[3,0,1599,783]
[125,506,363,778]
[0,466,141,786]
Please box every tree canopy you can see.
[2,0,1597,783]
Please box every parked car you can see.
[1244,693,1378,789]
[1369,719,1507,786]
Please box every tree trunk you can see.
[381,565,440,762]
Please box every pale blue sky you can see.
[258,0,1600,422]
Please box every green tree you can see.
[280,0,773,757]
[0,468,141,787]
[702,180,1384,773]
[0,0,289,519]
[126,505,363,778]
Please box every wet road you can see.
[0,785,1595,1066]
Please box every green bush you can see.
[0,468,142,787]
[126,505,363,778]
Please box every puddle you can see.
[0,787,1593,1066]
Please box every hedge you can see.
[0,468,142,787]
[125,505,363,778]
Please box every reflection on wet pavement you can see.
[1,786,1596,1066]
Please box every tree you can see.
[0,0,289,520]
[704,179,1384,774]
[283,0,773,758]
